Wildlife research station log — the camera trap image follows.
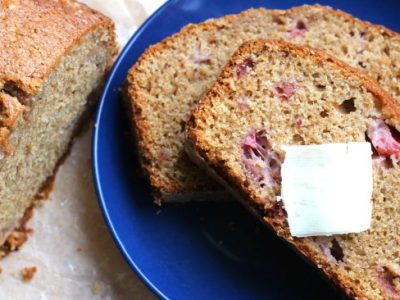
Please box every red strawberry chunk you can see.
[241,129,282,188]
[376,264,400,298]
[272,80,297,100]
[236,58,255,77]
[288,19,307,38]
[367,119,400,156]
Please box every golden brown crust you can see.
[188,38,400,204]
[0,206,33,257]
[126,4,400,200]
[0,93,25,128]
[0,0,117,258]
[125,73,219,197]
[0,0,117,158]
[185,138,363,299]
[0,164,58,257]
[0,93,26,156]
[186,39,400,300]
[188,37,400,200]
[0,0,116,95]
[124,8,276,196]
[0,66,113,257]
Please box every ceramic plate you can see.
[92,0,400,298]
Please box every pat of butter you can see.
[281,142,373,237]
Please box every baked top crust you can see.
[125,4,400,199]
[186,39,400,300]
[0,0,117,156]
[0,0,116,96]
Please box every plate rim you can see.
[91,1,174,298]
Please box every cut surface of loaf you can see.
[186,39,400,300]
[125,5,400,202]
[0,0,117,252]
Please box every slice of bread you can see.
[124,4,400,202]
[0,0,117,254]
[186,39,400,300]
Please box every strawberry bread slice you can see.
[124,4,400,203]
[186,39,400,299]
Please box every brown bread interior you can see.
[186,39,400,300]
[0,27,115,246]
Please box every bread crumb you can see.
[21,266,37,281]
[7,231,28,251]
[0,267,3,274]
[91,281,102,295]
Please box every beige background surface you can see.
[0,0,166,299]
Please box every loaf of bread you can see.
[124,5,400,202]
[0,0,117,254]
[186,39,400,300]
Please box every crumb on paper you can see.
[7,231,28,251]
[76,247,82,252]
[21,266,37,282]
[0,267,3,274]
[91,281,102,295]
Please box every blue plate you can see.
[92,1,400,299]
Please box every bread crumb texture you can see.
[187,39,400,300]
[126,5,400,201]
[0,0,117,252]
[21,266,37,282]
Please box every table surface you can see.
[0,1,165,299]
